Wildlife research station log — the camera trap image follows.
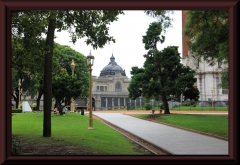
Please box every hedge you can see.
[12,109,22,113]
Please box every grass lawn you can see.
[12,112,149,155]
[108,106,228,111]
[171,106,228,111]
[133,113,228,139]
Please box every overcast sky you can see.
[55,10,182,78]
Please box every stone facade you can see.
[182,10,228,103]
[91,54,144,110]
[182,52,228,102]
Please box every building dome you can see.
[100,54,126,77]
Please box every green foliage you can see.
[142,22,165,50]
[11,136,21,155]
[12,109,22,113]
[129,46,197,113]
[183,10,228,88]
[183,87,200,101]
[129,19,198,114]
[159,103,164,110]
[144,10,174,33]
[31,103,37,107]
[52,73,85,106]
[219,67,228,89]
[184,10,228,64]
[53,43,89,93]
[144,103,152,110]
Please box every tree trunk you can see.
[162,94,170,114]
[12,91,17,108]
[43,15,55,137]
[36,92,42,110]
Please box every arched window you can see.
[115,82,121,92]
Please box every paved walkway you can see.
[91,111,228,155]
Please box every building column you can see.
[105,98,108,109]
[118,98,120,109]
[112,97,114,109]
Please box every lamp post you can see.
[86,50,94,129]
[210,88,214,111]
[138,88,142,110]
[18,80,21,109]
[70,59,75,113]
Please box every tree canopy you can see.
[128,46,198,114]
[12,10,124,137]
[183,10,228,88]
[144,10,174,34]
[128,21,198,114]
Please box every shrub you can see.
[12,109,22,113]
[159,103,164,110]
[31,102,37,107]
[11,136,21,155]
[144,103,152,110]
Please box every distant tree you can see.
[53,44,89,93]
[183,86,200,101]
[183,10,228,88]
[142,22,165,50]
[52,72,85,115]
[53,43,89,112]
[128,47,197,114]
[128,22,198,114]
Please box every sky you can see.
[54,10,182,78]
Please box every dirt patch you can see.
[17,138,155,156]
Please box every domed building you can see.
[99,54,126,77]
[92,54,143,110]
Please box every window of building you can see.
[114,98,118,106]
[101,97,106,107]
[97,86,107,92]
[120,98,124,106]
[115,82,121,92]
[100,86,104,91]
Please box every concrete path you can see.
[92,112,228,155]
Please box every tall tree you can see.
[183,10,228,88]
[52,72,85,115]
[128,47,197,114]
[12,10,124,137]
[144,10,174,34]
[128,22,197,114]
[53,43,89,112]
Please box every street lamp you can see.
[70,59,75,113]
[86,50,94,129]
[18,79,21,109]
[138,88,142,110]
[210,88,214,111]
